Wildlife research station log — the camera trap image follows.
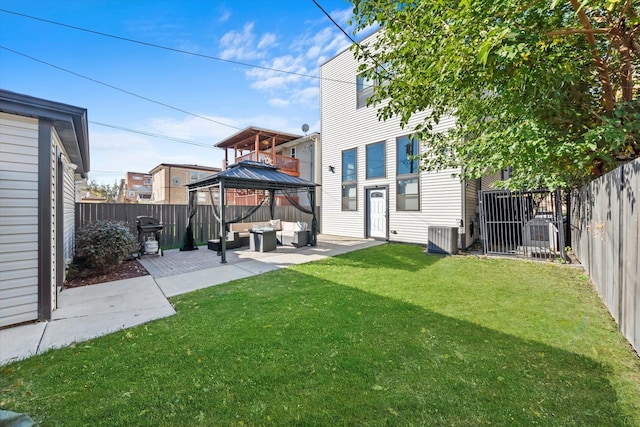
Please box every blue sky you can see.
[0,1,365,184]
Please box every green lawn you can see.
[2,244,639,426]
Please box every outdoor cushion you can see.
[270,219,282,230]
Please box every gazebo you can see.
[183,160,319,263]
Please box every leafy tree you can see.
[87,179,121,203]
[350,0,639,189]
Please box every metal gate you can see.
[478,189,565,260]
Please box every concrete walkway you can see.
[0,235,383,366]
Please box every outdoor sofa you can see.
[207,220,310,253]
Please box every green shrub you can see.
[75,220,137,273]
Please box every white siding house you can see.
[0,90,89,328]
[320,37,479,248]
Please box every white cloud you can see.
[302,27,351,62]
[330,7,354,26]
[88,132,166,184]
[148,115,240,141]
[218,23,277,61]
[293,86,320,108]
[246,55,308,90]
[214,15,353,121]
[269,98,290,108]
[217,9,231,23]
[266,86,320,110]
[257,33,277,50]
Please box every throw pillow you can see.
[270,219,282,231]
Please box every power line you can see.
[90,121,221,148]
[311,0,360,46]
[0,8,356,86]
[0,45,243,130]
[311,0,387,73]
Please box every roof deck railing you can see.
[235,151,299,176]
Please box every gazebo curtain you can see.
[208,187,268,226]
[179,190,199,251]
[281,188,314,215]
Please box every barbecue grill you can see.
[136,216,164,257]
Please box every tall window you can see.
[356,73,374,109]
[396,136,420,211]
[342,148,357,211]
[366,141,385,179]
[397,135,418,175]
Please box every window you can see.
[396,135,420,211]
[397,135,419,175]
[197,192,207,204]
[290,147,296,159]
[342,148,357,182]
[366,142,385,179]
[357,65,391,109]
[357,73,374,109]
[397,178,420,211]
[342,148,357,211]
[342,184,357,211]
[133,175,142,180]
[190,171,207,182]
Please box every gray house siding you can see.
[0,90,89,328]
[0,113,40,327]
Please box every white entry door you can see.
[368,189,387,239]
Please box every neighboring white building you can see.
[0,89,90,328]
[320,36,480,248]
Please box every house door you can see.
[367,188,387,239]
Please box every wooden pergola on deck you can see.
[215,126,302,176]
[186,161,319,263]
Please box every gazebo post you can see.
[220,180,227,264]
[310,187,317,246]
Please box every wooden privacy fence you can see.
[570,158,639,354]
[75,203,319,248]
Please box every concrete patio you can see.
[0,235,384,366]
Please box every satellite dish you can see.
[301,123,309,134]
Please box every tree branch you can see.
[547,28,611,36]
[568,0,615,112]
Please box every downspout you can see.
[461,179,466,249]
[310,136,315,185]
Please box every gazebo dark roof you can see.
[186,160,319,191]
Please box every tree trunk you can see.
[569,0,616,112]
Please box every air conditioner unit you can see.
[428,226,459,255]
[523,217,558,254]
